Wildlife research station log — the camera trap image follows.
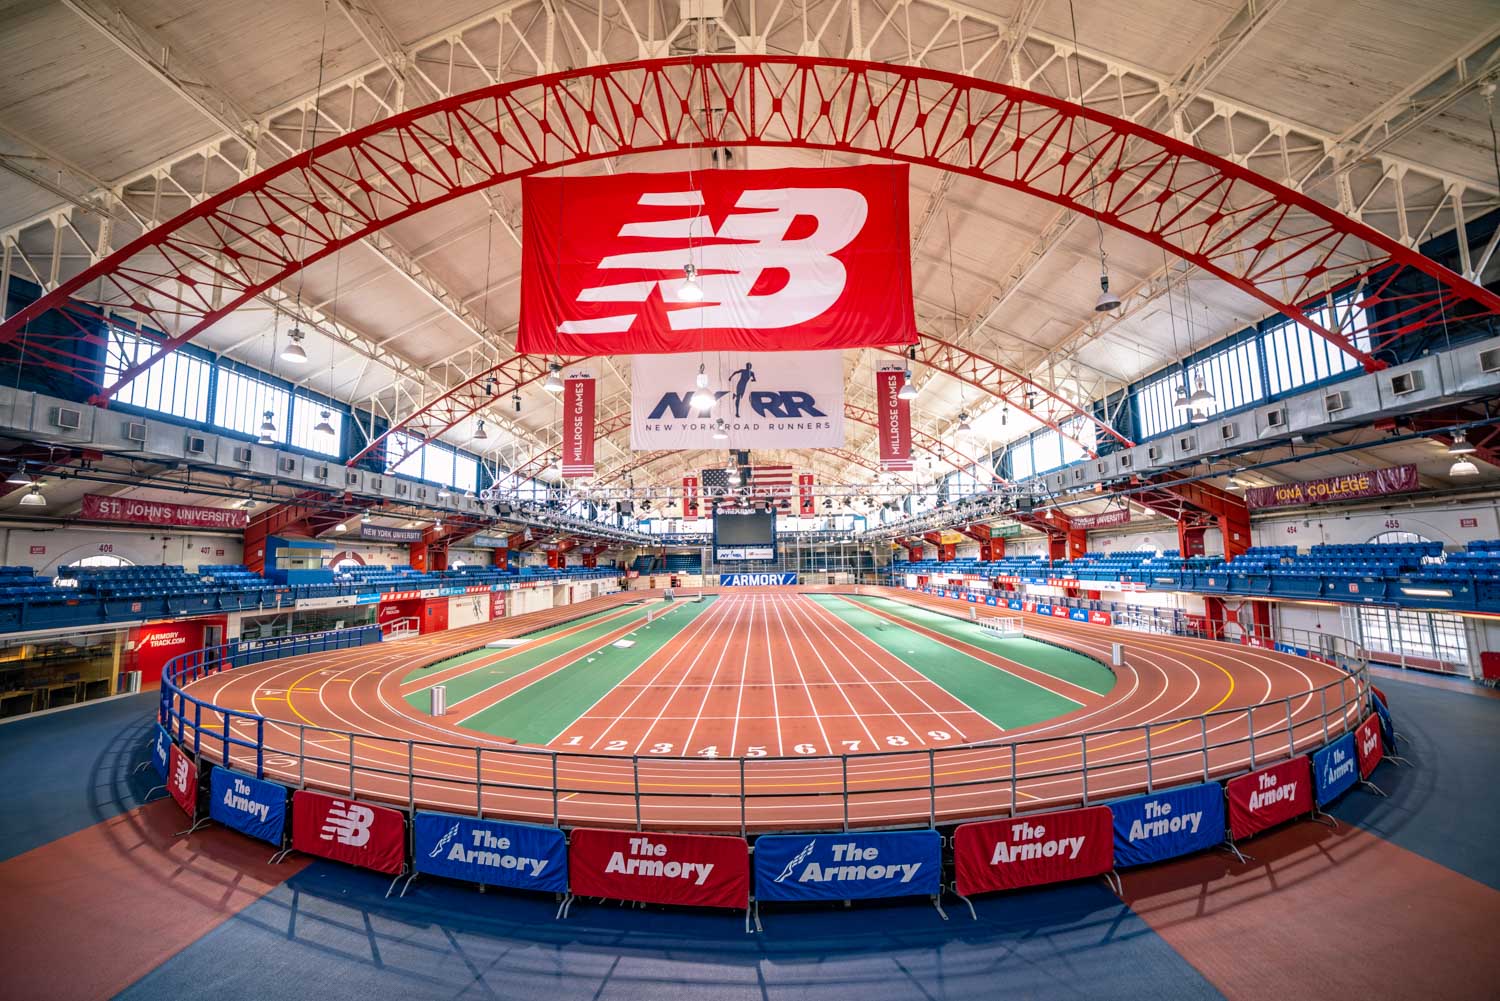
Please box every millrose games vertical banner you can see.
[167,742,197,816]
[568,828,750,909]
[1226,756,1312,840]
[798,473,815,516]
[413,812,568,894]
[876,366,912,472]
[754,831,941,902]
[954,806,1114,896]
[1355,713,1384,778]
[291,790,406,874]
[1109,782,1226,867]
[682,475,698,519]
[561,369,596,478]
[210,768,289,846]
[1313,733,1360,806]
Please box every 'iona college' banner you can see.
[1245,464,1418,509]
[630,351,844,451]
[518,165,917,356]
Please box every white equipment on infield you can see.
[978,616,1023,638]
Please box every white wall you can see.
[0,525,244,574]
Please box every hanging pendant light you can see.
[1188,377,1215,407]
[897,347,918,400]
[281,328,308,363]
[544,363,564,393]
[474,420,488,442]
[1448,431,1476,455]
[314,409,336,436]
[957,411,973,433]
[677,262,704,302]
[18,484,45,507]
[5,465,29,486]
[690,363,715,412]
[1093,271,1121,313]
[1450,457,1479,477]
[712,418,729,440]
[334,521,348,533]
[258,411,277,444]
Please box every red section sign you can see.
[291,790,406,875]
[519,165,916,356]
[80,493,249,529]
[561,373,596,478]
[953,807,1114,896]
[876,367,913,471]
[798,473,815,516]
[568,828,749,909]
[167,742,197,816]
[1355,714,1384,779]
[1244,464,1418,510]
[1226,756,1312,840]
[1071,508,1131,530]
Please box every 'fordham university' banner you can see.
[561,370,596,478]
[518,165,917,356]
[798,473,815,516]
[954,806,1114,896]
[567,828,750,909]
[876,366,912,471]
[631,352,845,451]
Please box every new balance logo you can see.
[320,800,374,847]
[559,187,867,334]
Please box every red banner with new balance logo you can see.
[291,790,406,874]
[568,828,749,909]
[518,165,917,356]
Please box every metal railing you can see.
[157,595,1371,835]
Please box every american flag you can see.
[700,465,797,510]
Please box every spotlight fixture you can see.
[433,518,443,531]
[677,262,704,302]
[1187,377,1215,407]
[1172,383,1193,411]
[474,420,488,442]
[18,484,45,507]
[1093,272,1121,312]
[360,510,372,524]
[281,328,308,363]
[314,409,336,436]
[957,411,972,433]
[1450,457,1480,478]
[897,347,919,400]
[258,411,277,444]
[5,465,29,486]
[544,363,564,393]
[1448,431,1476,456]
[712,418,728,440]
[334,521,348,533]
[437,488,450,500]
[690,363,715,412]
[240,497,256,509]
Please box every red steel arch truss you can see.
[5,55,1496,435]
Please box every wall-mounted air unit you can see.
[1220,423,1238,442]
[1147,445,1162,462]
[346,471,360,485]
[1481,346,1500,374]
[125,421,147,443]
[1265,408,1286,428]
[51,406,82,430]
[1388,371,1424,396]
[278,457,296,472]
[1323,390,1348,415]
[314,464,329,480]
[233,446,254,464]
[396,482,409,496]
[186,435,207,455]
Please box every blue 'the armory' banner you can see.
[1110,782,1225,867]
[413,812,567,893]
[1313,733,1360,806]
[754,831,941,902]
[152,723,172,780]
[208,768,288,846]
[719,572,798,586]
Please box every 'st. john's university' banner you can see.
[560,369,596,478]
[875,366,912,471]
[518,165,917,356]
[631,352,844,451]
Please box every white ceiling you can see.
[1,0,1497,501]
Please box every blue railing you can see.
[158,624,383,779]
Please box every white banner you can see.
[630,351,845,450]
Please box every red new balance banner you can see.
[518,165,916,356]
[876,366,913,472]
[682,475,699,519]
[167,742,197,817]
[1355,714,1384,778]
[291,790,406,875]
[568,828,749,909]
[1226,756,1312,840]
[798,473,815,516]
[561,372,596,478]
[954,806,1113,896]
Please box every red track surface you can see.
[176,587,1363,833]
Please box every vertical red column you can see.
[547,549,562,569]
[1202,595,1227,640]
[408,541,427,572]
[491,547,509,570]
[1178,521,1208,557]
[1250,600,1273,643]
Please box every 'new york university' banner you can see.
[754,831,941,902]
[1313,733,1360,806]
[1110,782,1225,868]
[413,813,567,894]
[209,768,288,846]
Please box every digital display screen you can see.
[713,509,776,561]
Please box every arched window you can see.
[67,554,134,568]
[1367,530,1431,546]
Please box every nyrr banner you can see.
[1313,733,1360,806]
[954,807,1114,896]
[1355,713,1384,778]
[568,828,750,909]
[875,366,912,471]
[1109,782,1225,867]
[291,790,406,875]
[209,768,288,846]
[412,812,567,894]
[518,165,917,356]
[754,831,941,902]
[1226,756,1312,840]
[560,370,596,478]
[630,351,845,451]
